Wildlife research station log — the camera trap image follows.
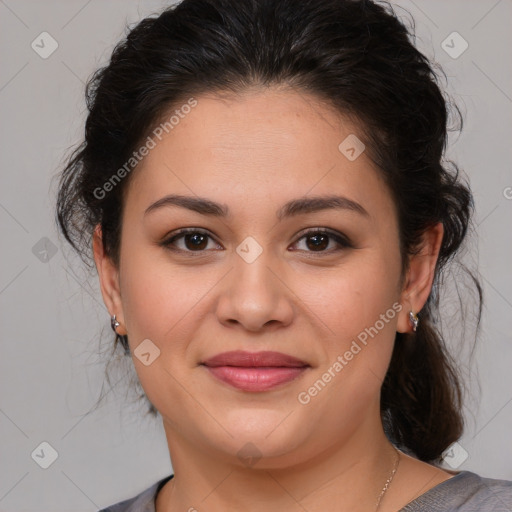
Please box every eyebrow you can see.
[144,194,370,220]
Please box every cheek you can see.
[118,251,214,406]
[301,254,400,336]
[297,252,401,393]
[119,242,226,359]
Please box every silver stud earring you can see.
[409,311,419,332]
[110,314,120,332]
[110,314,130,355]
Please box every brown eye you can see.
[162,229,220,253]
[305,233,329,251]
[161,227,352,255]
[182,232,209,251]
[292,229,352,253]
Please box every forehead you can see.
[124,87,395,223]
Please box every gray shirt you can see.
[98,471,512,511]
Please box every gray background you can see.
[0,0,511,510]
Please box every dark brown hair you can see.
[56,0,482,463]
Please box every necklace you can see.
[375,446,401,511]
[158,447,402,512]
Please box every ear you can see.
[92,224,127,335]
[396,222,444,333]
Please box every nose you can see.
[215,250,294,333]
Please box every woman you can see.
[56,0,512,510]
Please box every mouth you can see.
[200,350,310,392]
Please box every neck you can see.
[156,412,400,512]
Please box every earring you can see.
[110,314,130,355]
[409,310,419,332]
[110,314,120,332]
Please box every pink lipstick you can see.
[201,350,309,392]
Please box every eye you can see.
[161,228,222,253]
[291,229,352,253]
[161,227,352,255]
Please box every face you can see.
[95,86,434,469]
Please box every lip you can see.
[201,351,310,392]
[202,350,308,368]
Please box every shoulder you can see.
[401,470,512,511]
[97,475,174,512]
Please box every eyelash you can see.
[160,227,353,255]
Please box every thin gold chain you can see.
[375,447,401,511]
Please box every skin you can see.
[93,86,457,512]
